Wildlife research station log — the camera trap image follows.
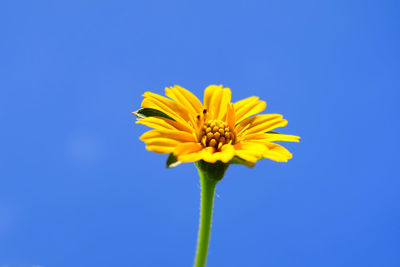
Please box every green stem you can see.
[194,171,218,267]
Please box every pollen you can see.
[200,120,234,150]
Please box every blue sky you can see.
[1,1,399,266]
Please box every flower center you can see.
[200,120,234,149]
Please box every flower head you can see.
[134,85,299,167]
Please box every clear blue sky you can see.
[1,1,399,266]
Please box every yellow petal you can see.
[178,152,204,162]
[165,85,203,116]
[225,103,236,129]
[203,85,221,116]
[265,133,300,142]
[262,143,293,162]
[234,96,266,123]
[233,142,268,163]
[216,88,232,120]
[203,85,232,120]
[144,138,180,147]
[178,147,213,162]
[236,114,287,137]
[141,92,192,126]
[174,142,203,156]
[140,130,196,154]
[140,129,195,143]
[145,145,175,154]
[200,144,235,163]
[243,133,300,143]
[233,152,258,163]
[136,117,193,133]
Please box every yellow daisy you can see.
[134,85,299,166]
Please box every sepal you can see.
[228,156,255,168]
[132,108,174,121]
[166,153,181,168]
[195,160,229,181]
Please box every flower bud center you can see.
[200,120,234,149]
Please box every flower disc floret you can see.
[200,120,234,150]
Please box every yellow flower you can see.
[134,85,299,166]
